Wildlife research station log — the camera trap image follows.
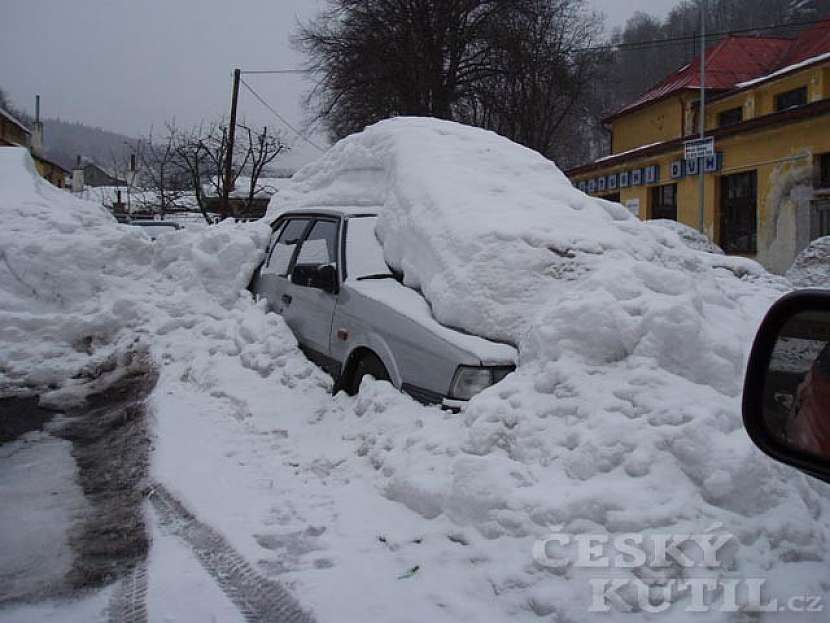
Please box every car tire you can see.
[349,352,390,395]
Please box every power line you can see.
[233,16,826,146]
[238,77,326,152]
[237,18,827,67]
[240,69,313,75]
[582,17,827,53]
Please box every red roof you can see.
[781,19,830,65]
[605,19,830,122]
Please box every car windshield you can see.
[345,216,394,280]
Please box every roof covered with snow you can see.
[606,19,830,122]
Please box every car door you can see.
[257,217,312,313]
[282,218,341,357]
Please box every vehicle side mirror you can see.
[291,264,338,294]
[743,289,830,483]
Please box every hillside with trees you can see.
[0,86,137,170]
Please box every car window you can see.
[266,219,310,276]
[264,221,285,263]
[345,216,392,279]
[294,220,339,269]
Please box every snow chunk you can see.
[0,147,275,395]
[786,236,830,288]
[645,218,724,254]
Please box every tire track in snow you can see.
[147,482,315,623]
[108,561,149,623]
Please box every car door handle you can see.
[281,294,292,305]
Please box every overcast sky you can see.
[1,0,677,169]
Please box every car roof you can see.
[129,220,181,227]
[275,206,379,220]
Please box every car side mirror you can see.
[291,264,338,294]
[743,289,830,483]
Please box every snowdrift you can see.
[268,118,830,619]
[0,147,321,402]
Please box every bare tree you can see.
[172,120,287,223]
[296,0,606,162]
[238,123,287,210]
[296,0,502,140]
[458,0,606,163]
[137,124,189,218]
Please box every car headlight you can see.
[449,365,514,401]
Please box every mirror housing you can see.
[743,289,830,483]
[291,264,338,293]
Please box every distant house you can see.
[33,153,69,188]
[81,160,126,187]
[202,176,291,220]
[0,105,69,188]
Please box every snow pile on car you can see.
[645,218,725,254]
[269,118,830,618]
[786,235,830,288]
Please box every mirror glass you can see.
[764,310,830,459]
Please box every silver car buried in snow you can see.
[251,207,517,408]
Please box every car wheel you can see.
[349,352,390,395]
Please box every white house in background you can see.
[202,175,293,219]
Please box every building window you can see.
[775,86,808,112]
[820,153,830,189]
[651,184,677,220]
[718,107,743,128]
[720,171,757,254]
[812,199,830,240]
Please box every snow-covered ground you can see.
[1,115,829,623]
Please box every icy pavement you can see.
[0,427,85,602]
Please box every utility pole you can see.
[223,68,241,219]
[698,0,706,234]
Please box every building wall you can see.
[0,116,29,148]
[705,66,826,127]
[611,96,685,154]
[573,58,830,274]
[34,158,67,189]
[573,113,830,274]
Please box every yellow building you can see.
[0,105,68,189]
[567,20,830,273]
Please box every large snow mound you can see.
[0,147,321,401]
[265,118,830,618]
[270,118,782,393]
[786,235,830,288]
